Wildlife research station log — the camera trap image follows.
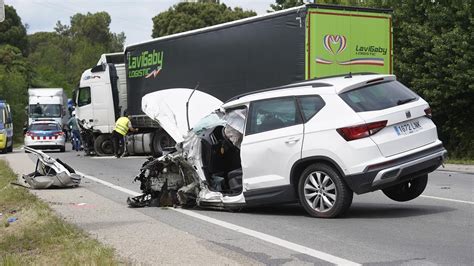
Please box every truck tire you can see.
[298,163,353,218]
[94,134,114,156]
[382,174,428,202]
[151,129,175,157]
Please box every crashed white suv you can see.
[129,74,447,218]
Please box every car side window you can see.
[247,97,300,135]
[78,87,91,107]
[297,95,326,122]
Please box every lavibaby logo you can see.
[316,34,385,66]
[128,50,164,79]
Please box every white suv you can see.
[129,74,447,218]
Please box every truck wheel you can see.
[298,163,353,218]
[152,130,175,157]
[94,135,114,156]
[382,174,428,202]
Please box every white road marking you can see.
[420,195,474,205]
[90,156,146,159]
[173,208,360,265]
[77,171,360,265]
[78,172,141,197]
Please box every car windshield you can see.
[29,123,61,131]
[29,104,61,118]
[340,80,419,112]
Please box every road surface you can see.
[2,146,473,265]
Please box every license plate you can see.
[394,120,422,136]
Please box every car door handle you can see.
[285,137,300,144]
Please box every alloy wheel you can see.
[303,171,337,213]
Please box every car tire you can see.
[94,134,114,156]
[60,146,66,152]
[298,163,353,218]
[0,148,6,154]
[7,138,13,152]
[382,174,428,202]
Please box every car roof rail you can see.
[225,72,378,103]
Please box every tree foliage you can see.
[0,6,28,55]
[152,2,256,38]
[0,6,125,140]
[28,12,126,95]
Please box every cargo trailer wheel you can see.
[298,163,353,218]
[382,174,428,202]
[94,135,114,156]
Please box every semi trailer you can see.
[75,3,393,156]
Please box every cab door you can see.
[240,97,303,191]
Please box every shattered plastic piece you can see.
[7,217,18,223]
[22,147,82,189]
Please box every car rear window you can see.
[29,123,60,131]
[340,81,419,112]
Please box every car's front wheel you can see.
[298,163,353,218]
[382,174,428,202]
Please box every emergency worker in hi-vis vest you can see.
[112,111,137,158]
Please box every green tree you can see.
[0,5,29,140]
[0,45,29,141]
[387,0,474,158]
[28,12,126,95]
[0,5,28,54]
[152,2,256,38]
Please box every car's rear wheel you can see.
[59,146,66,152]
[298,163,353,218]
[7,138,13,152]
[382,174,428,202]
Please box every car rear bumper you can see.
[25,138,65,150]
[344,144,447,194]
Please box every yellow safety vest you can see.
[114,117,130,136]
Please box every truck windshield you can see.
[29,104,62,118]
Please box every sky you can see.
[6,0,276,45]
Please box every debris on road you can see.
[22,147,82,189]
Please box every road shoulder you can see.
[2,150,259,265]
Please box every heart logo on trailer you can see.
[323,35,347,55]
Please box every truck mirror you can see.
[91,64,106,73]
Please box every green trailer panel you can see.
[306,8,392,79]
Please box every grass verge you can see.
[0,159,120,265]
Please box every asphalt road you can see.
[23,146,474,265]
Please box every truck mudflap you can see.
[22,147,82,189]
